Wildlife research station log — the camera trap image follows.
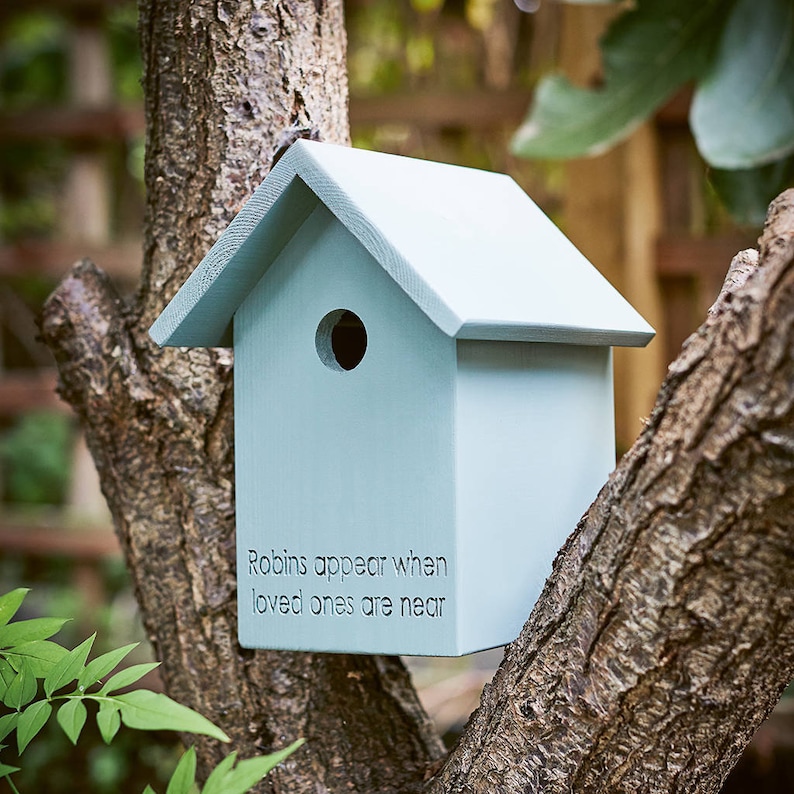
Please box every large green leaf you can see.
[0,659,15,699]
[166,746,198,794]
[213,741,305,794]
[96,700,121,745]
[0,590,29,629]
[77,643,138,691]
[17,700,52,753]
[0,617,69,648]
[691,0,794,168]
[512,0,730,159]
[709,154,794,226]
[44,634,95,697]
[0,762,20,779]
[57,698,87,745]
[0,713,19,742]
[200,753,237,794]
[201,740,305,794]
[6,640,69,678]
[114,690,230,743]
[4,665,37,710]
[98,662,160,696]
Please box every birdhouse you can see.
[150,140,654,656]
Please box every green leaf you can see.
[0,713,19,742]
[56,698,87,745]
[0,762,21,778]
[0,658,16,699]
[4,665,37,710]
[0,590,29,629]
[78,643,138,692]
[201,741,305,794]
[96,700,121,744]
[17,700,52,753]
[98,662,160,696]
[142,787,158,794]
[691,0,794,168]
[247,738,305,778]
[0,617,69,648]
[222,741,305,792]
[211,757,273,794]
[200,753,237,794]
[512,0,728,159]
[709,153,794,226]
[166,746,197,794]
[115,690,229,742]
[6,640,69,678]
[44,634,95,697]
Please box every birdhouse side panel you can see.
[234,204,460,655]
[453,341,615,654]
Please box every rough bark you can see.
[40,1,443,791]
[428,192,794,793]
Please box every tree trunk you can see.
[39,1,443,791]
[38,0,794,790]
[428,193,794,794]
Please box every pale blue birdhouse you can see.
[150,140,654,656]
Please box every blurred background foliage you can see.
[0,6,141,241]
[0,411,72,504]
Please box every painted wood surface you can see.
[235,204,459,655]
[454,340,614,652]
[150,139,655,348]
[150,140,655,655]
[234,204,618,655]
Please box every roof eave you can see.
[149,167,318,348]
[455,321,655,347]
[150,140,656,351]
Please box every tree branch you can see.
[430,190,794,793]
[39,2,445,791]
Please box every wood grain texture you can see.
[234,203,459,655]
[454,341,615,654]
[427,190,794,793]
[231,206,618,656]
[151,140,655,348]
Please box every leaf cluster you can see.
[512,0,794,224]
[0,589,302,794]
[141,741,305,794]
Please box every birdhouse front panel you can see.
[234,202,461,655]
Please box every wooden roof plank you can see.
[151,140,655,348]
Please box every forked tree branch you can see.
[429,190,794,794]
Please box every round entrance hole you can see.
[315,309,367,371]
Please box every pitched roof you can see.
[150,140,654,348]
